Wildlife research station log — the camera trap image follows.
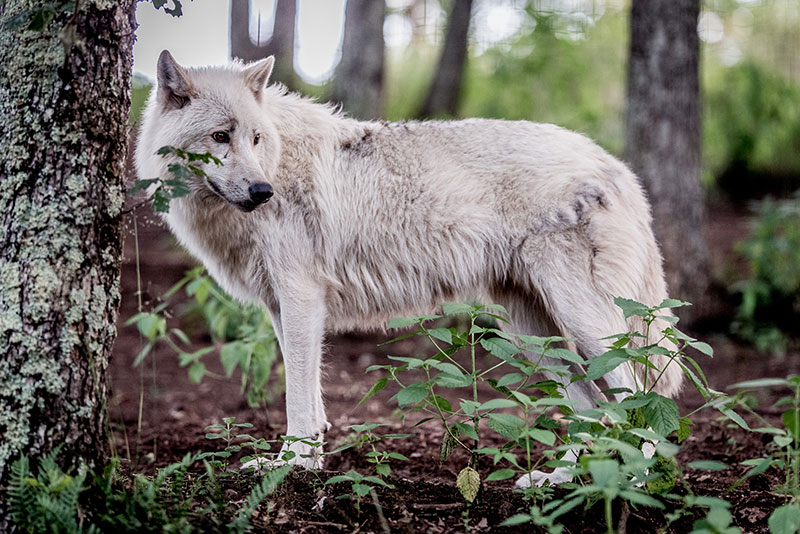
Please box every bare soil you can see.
[109,201,798,533]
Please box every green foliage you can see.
[732,193,800,353]
[704,62,800,191]
[126,267,282,407]
[8,449,86,534]
[368,299,740,532]
[9,449,289,533]
[129,145,221,213]
[325,470,391,514]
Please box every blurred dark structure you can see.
[330,0,386,119]
[419,0,473,118]
[625,0,709,317]
[230,0,298,89]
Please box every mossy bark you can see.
[0,0,135,524]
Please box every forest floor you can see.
[109,200,799,533]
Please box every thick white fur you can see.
[136,54,683,486]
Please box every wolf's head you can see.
[136,50,280,212]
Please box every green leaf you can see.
[688,461,729,471]
[456,466,480,503]
[220,342,243,377]
[486,469,516,481]
[643,394,680,436]
[546,347,585,365]
[500,514,533,527]
[429,394,452,413]
[480,337,520,360]
[132,343,153,367]
[586,349,631,381]
[479,398,518,411]
[188,361,206,384]
[614,297,650,318]
[440,428,458,464]
[359,377,388,406]
[783,409,800,440]
[387,317,417,329]
[135,312,166,341]
[392,383,429,407]
[427,328,452,344]
[442,302,473,316]
[677,417,693,443]
[453,422,479,441]
[523,428,556,446]
[496,373,525,387]
[589,458,620,488]
[688,340,714,357]
[729,378,790,389]
[620,490,664,508]
[769,504,800,534]
[487,413,525,440]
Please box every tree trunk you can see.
[330,0,386,120]
[0,0,134,523]
[625,0,708,317]
[418,0,473,118]
[230,0,297,89]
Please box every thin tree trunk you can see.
[625,0,708,316]
[0,0,134,524]
[418,0,473,118]
[330,0,386,119]
[230,0,297,88]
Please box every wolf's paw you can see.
[515,467,575,489]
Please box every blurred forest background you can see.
[131,0,800,350]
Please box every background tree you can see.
[0,0,135,524]
[329,0,386,120]
[230,0,298,89]
[418,0,473,118]
[625,0,708,315]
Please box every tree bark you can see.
[0,0,134,523]
[330,0,386,120]
[230,0,297,89]
[418,0,473,118]
[625,0,708,317]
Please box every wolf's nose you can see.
[248,183,273,204]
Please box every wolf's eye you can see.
[212,131,230,143]
[253,134,261,146]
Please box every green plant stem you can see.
[605,496,614,534]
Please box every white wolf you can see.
[136,51,683,487]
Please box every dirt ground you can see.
[109,201,798,533]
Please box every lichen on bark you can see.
[0,0,136,501]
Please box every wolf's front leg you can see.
[276,285,328,469]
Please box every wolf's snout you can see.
[248,183,273,204]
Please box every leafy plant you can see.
[729,376,800,533]
[334,422,411,478]
[125,266,282,407]
[732,193,800,354]
[8,448,290,533]
[129,146,221,213]
[363,303,580,502]
[325,470,392,514]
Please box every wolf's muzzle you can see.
[248,183,273,205]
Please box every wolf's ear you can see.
[244,56,275,101]
[157,50,193,111]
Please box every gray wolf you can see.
[135,51,683,487]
